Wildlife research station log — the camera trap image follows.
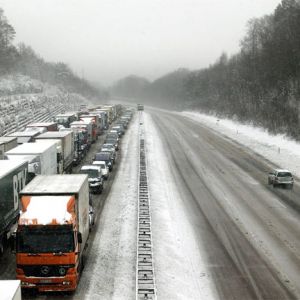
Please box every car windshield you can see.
[80,168,99,178]
[95,153,109,161]
[103,144,114,149]
[277,172,292,177]
[17,225,74,253]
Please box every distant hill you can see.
[111,75,150,99]
[111,69,190,109]
[144,68,190,109]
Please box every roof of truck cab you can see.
[0,160,27,178]
[20,175,88,195]
[36,131,72,138]
[5,141,56,155]
[19,195,73,225]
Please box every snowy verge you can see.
[144,113,217,300]
[181,111,300,179]
[80,115,139,299]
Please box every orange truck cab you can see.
[15,175,89,292]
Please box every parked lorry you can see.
[0,280,22,300]
[95,110,109,130]
[5,142,57,178]
[80,115,99,141]
[73,129,88,165]
[15,175,90,292]
[103,105,117,121]
[35,131,74,173]
[0,160,28,255]
[0,136,17,159]
[7,131,41,144]
[25,122,58,132]
[53,113,78,128]
[70,121,93,147]
[97,108,112,124]
[81,114,102,136]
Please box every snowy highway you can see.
[1,108,300,299]
[147,108,300,299]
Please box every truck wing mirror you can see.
[78,232,82,244]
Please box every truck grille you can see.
[18,264,74,277]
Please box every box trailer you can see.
[6,131,40,144]
[25,122,58,132]
[5,142,57,177]
[35,131,74,173]
[0,160,28,254]
[0,136,17,159]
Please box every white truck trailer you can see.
[35,131,74,173]
[5,142,57,178]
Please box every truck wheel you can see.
[273,183,276,188]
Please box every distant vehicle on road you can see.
[137,104,144,111]
[268,169,294,189]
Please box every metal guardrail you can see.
[136,112,157,300]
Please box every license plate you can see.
[40,279,52,283]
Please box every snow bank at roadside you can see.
[80,116,139,299]
[181,111,300,179]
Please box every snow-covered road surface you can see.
[146,108,300,299]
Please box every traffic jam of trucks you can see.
[0,103,134,293]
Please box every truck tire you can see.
[273,183,276,188]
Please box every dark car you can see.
[94,151,114,171]
[106,132,119,141]
[116,120,127,129]
[101,143,116,161]
[112,123,125,135]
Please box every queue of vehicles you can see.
[0,103,133,294]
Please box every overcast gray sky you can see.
[0,0,281,85]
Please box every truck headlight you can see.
[59,267,66,276]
